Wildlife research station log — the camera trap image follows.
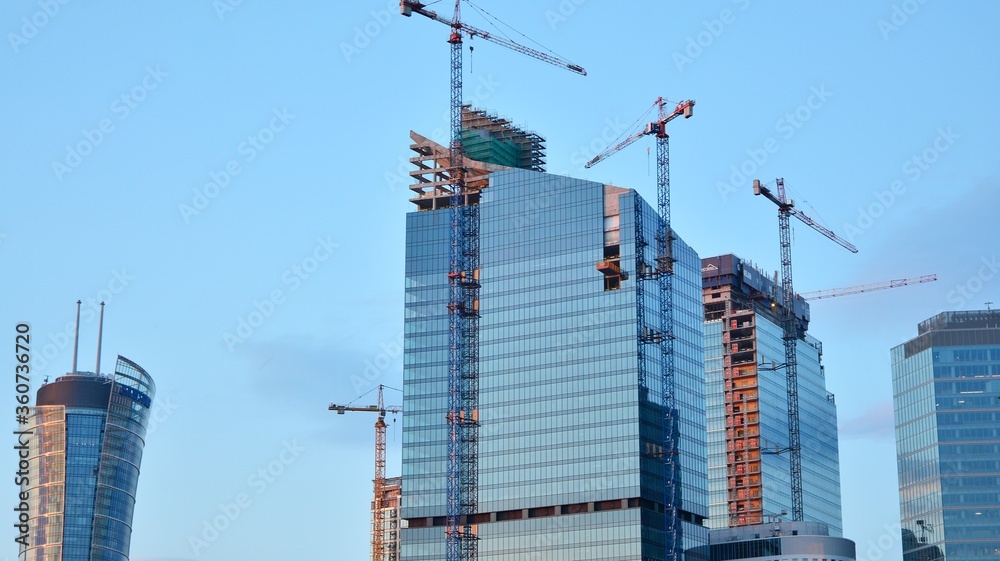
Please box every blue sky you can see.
[3,1,998,559]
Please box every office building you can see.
[691,521,856,561]
[400,110,709,559]
[20,305,156,561]
[702,254,843,533]
[892,310,1000,561]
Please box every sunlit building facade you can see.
[400,129,709,559]
[20,356,156,561]
[892,310,1000,561]
[702,255,842,534]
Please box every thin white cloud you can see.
[840,400,896,440]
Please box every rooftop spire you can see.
[95,301,105,375]
[70,300,81,374]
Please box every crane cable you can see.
[465,0,572,63]
[343,384,403,408]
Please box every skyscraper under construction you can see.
[400,109,709,560]
[702,254,843,533]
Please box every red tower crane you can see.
[752,178,857,522]
[585,97,694,169]
[330,385,402,561]
[399,4,585,561]
[585,96,694,561]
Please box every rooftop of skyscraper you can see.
[917,309,1000,333]
[702,253,810,331]
[898,309,1000,358]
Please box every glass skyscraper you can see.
[400,128,709,559]
[702,254,842,533]
[892,310,1000,561]
[21,356,156,561]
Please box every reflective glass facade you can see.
[21,356,156,561]
[705,308,842,534]
[402,168,708,559]
[892,311,1000,561]
[694,521,856,561]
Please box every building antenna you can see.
[95,302,105,376]
[71,300,82,374]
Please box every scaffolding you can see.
[406,106,544,212]
[722,297,764,526]
[460,106,545,171]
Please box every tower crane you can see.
[585,97,694,561]
[752,178,858,523]
[585,98,694,169]
[330,385,402,561]
[399,4,585,561]
[799,274,937,300]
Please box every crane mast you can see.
[330,385,403,561]
[752,178,857,522]
[586,97,693,561]
[654,100,679,561]
[400,4,585,561]
[446,5,475,561]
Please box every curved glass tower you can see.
[21,355,155,561]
